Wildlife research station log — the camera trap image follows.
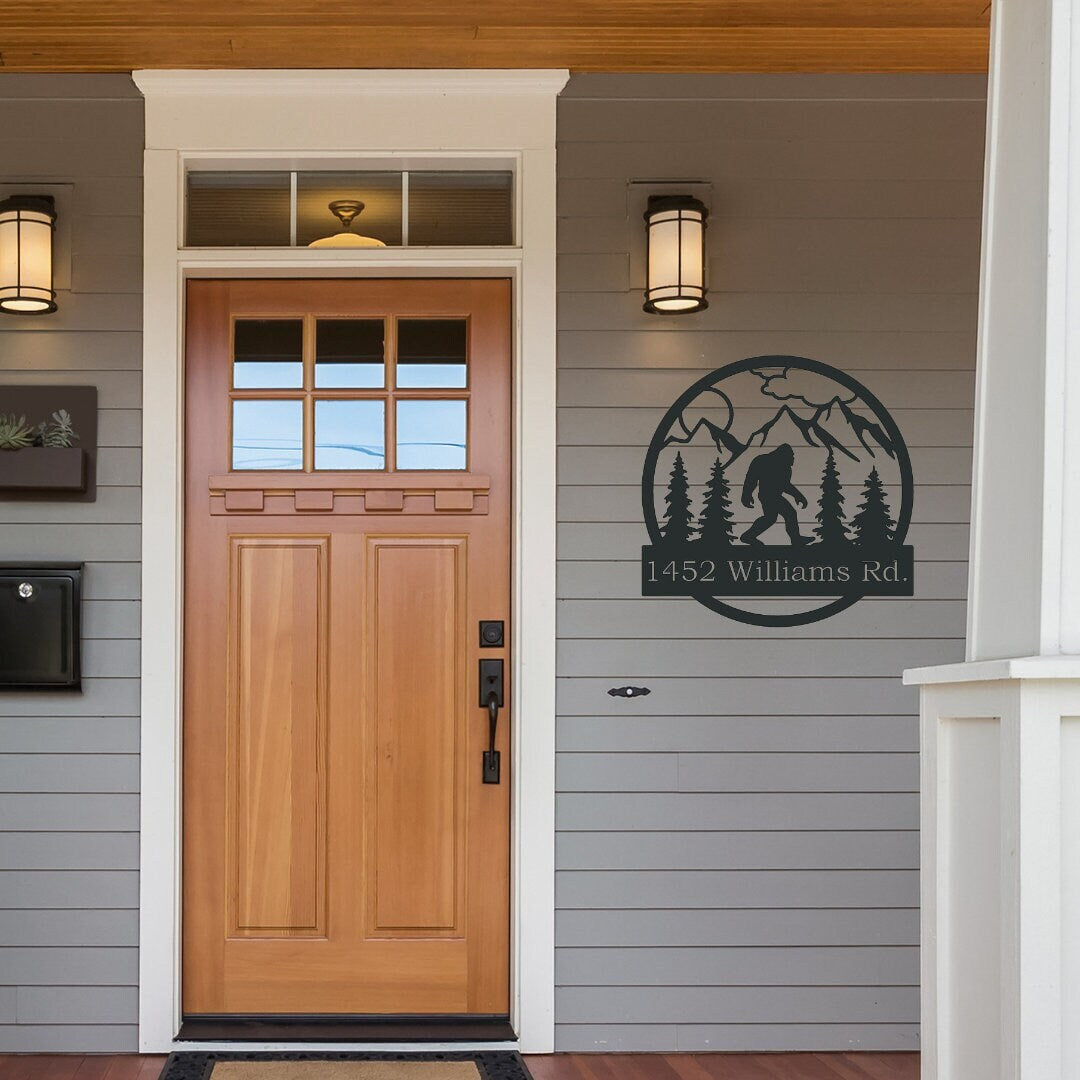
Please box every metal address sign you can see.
[641,356,915,627]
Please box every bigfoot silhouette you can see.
[739,443,811,547]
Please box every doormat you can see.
[159,1052,532,1080]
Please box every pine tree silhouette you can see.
[850,466,896,546]
[698,457,737,546]
[661,451,695,543]
[813,448,849,546]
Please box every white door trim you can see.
[134,69,567,1054]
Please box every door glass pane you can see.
[186,171,292,247]
[396,319,467,388]
[314,400,385,470]
[408,171,513,246]
[232,400,303,470]
[315,320,385,388]
[233,319,304,389]
[396,400,467,471]
[297,172,403,247]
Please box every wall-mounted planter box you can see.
[0,447,86,492]
[0,385,97,501]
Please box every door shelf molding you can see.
[209,472,491,515]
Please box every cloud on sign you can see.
[753,366,856,409]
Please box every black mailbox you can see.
[0,564,82,690]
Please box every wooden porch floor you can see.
[0,1054,919,1080]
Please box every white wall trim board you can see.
[137,69,569,153]
[136,69,570,102]
[134,67,567,1055]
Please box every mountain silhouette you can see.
[746,403,859,462]
[745,396,897,463]
[837,399,896,459]
[663,415,746,458]
[660,388,895,469]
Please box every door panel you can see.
[368,538,465,935]
[229,536,328,939]
[183,279,511,1017]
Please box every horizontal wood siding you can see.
[554,73,983,1052]
[0,74,142,1053]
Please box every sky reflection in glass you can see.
[232,400,304,470]
[396,400,467,470]
[396,363,467,389]
[314,400,386,470]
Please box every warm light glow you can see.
[0,196,57,316]
[643,195,708,315]
[308,232,386,249]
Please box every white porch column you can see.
[904,0,1080,1077]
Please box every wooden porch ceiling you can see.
[0,1,990,74]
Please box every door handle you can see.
[484,692,501,785]
[480,658,504,784]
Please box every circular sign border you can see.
[641,355,914,628]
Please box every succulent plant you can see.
[0,413,35,451]
[40,409,79,448]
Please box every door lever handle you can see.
[484,691,501,785]
[480,658,504,785]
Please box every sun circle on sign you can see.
[641,356,914,628]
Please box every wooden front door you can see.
[182,279,511,1017]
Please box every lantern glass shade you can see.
[643,194,708,315]
[0,196,57,315]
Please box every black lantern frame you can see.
[0,195,58,316]
[642,194,708,315]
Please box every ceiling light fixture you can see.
[308,200,386,249]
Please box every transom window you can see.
[230,315,469,472]
[186,169,514,248]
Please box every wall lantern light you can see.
[643,194,708,315]
[0,195,58,316]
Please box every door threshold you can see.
[177,1015,515,1043]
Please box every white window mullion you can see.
[289,171,298,246]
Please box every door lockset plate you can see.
[479,657,504,707]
